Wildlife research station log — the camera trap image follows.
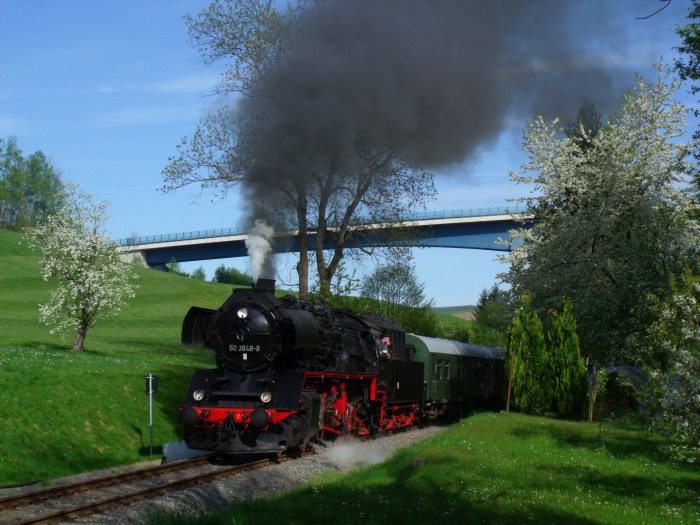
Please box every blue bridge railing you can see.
[117,204,527,247]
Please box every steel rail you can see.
[7,458,271,525]
[0,456,212,511]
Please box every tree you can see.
[507,295,588,417]
[0,136,64,230]
[564,97,603,150]
[473,283,514,334]
[500,66,697,366]
[162,0,438,302]
[675,0,700,92]
[166,257,185,275]
[439,321,471,344]
[547,298,588,417]
[361,261,426,320]
[25,183,139,352]
[213,263,252,285]
[361,261,438,336]
[183,0,294,99]
[642,270,699,462]
[675,0,700,213]
[191,266,207,280]
[471,283,513,346]
[507,293,549,415]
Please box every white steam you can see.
[162,440,208,463]
[245,219,275,283]
[317,439,391,469]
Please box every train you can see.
[179,279,507,457]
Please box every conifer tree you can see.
[548,298,588,416]
[507,293,549,414]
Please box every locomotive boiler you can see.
[178,279,505,457]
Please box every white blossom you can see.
[645,274,700,462]
[499,65,696,365]
[25,182,139,351]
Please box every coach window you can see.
[434,359,443,380]
[442,360,450,380]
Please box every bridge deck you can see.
[118,206,530,267]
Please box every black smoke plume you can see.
[237,0,665,275]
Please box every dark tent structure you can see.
[605,366,649,391]
[602,366,649,416]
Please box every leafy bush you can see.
[212,264,252,285]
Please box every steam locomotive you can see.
[179,279,506,457]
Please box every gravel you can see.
[62,425,447,525]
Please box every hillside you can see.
[0,228,234,484]
[434,305,476,321]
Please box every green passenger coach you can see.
[406,334,507,419]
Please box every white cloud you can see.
[76,86,117,95]
[151,73,220,95]
[71,74,218,97]
[95,103,205,128]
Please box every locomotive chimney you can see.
[255,278,276,294]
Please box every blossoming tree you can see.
[26,183,138,352]
[501,66,695,366]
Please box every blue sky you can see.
[1,1,694,306]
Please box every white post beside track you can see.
[145,373,158,456]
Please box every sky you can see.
[0,0,695,306]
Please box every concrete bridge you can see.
[117,206,530,268]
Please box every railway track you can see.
[0,456,272,524]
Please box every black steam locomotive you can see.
[179,279,506,457]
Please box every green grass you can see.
[436,310,472,328]
[146,413,699,525]
[0,229,231,484]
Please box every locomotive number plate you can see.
[228,344,261,352]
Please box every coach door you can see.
[431,356,451,401]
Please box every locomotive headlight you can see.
[237,307,249,319]
[192,389,206,402]
[260,391,273,404]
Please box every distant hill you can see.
[433,305,475,313]
[434,305,476,321]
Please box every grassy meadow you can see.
[147,413,699,525]
[0,229,232,484]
